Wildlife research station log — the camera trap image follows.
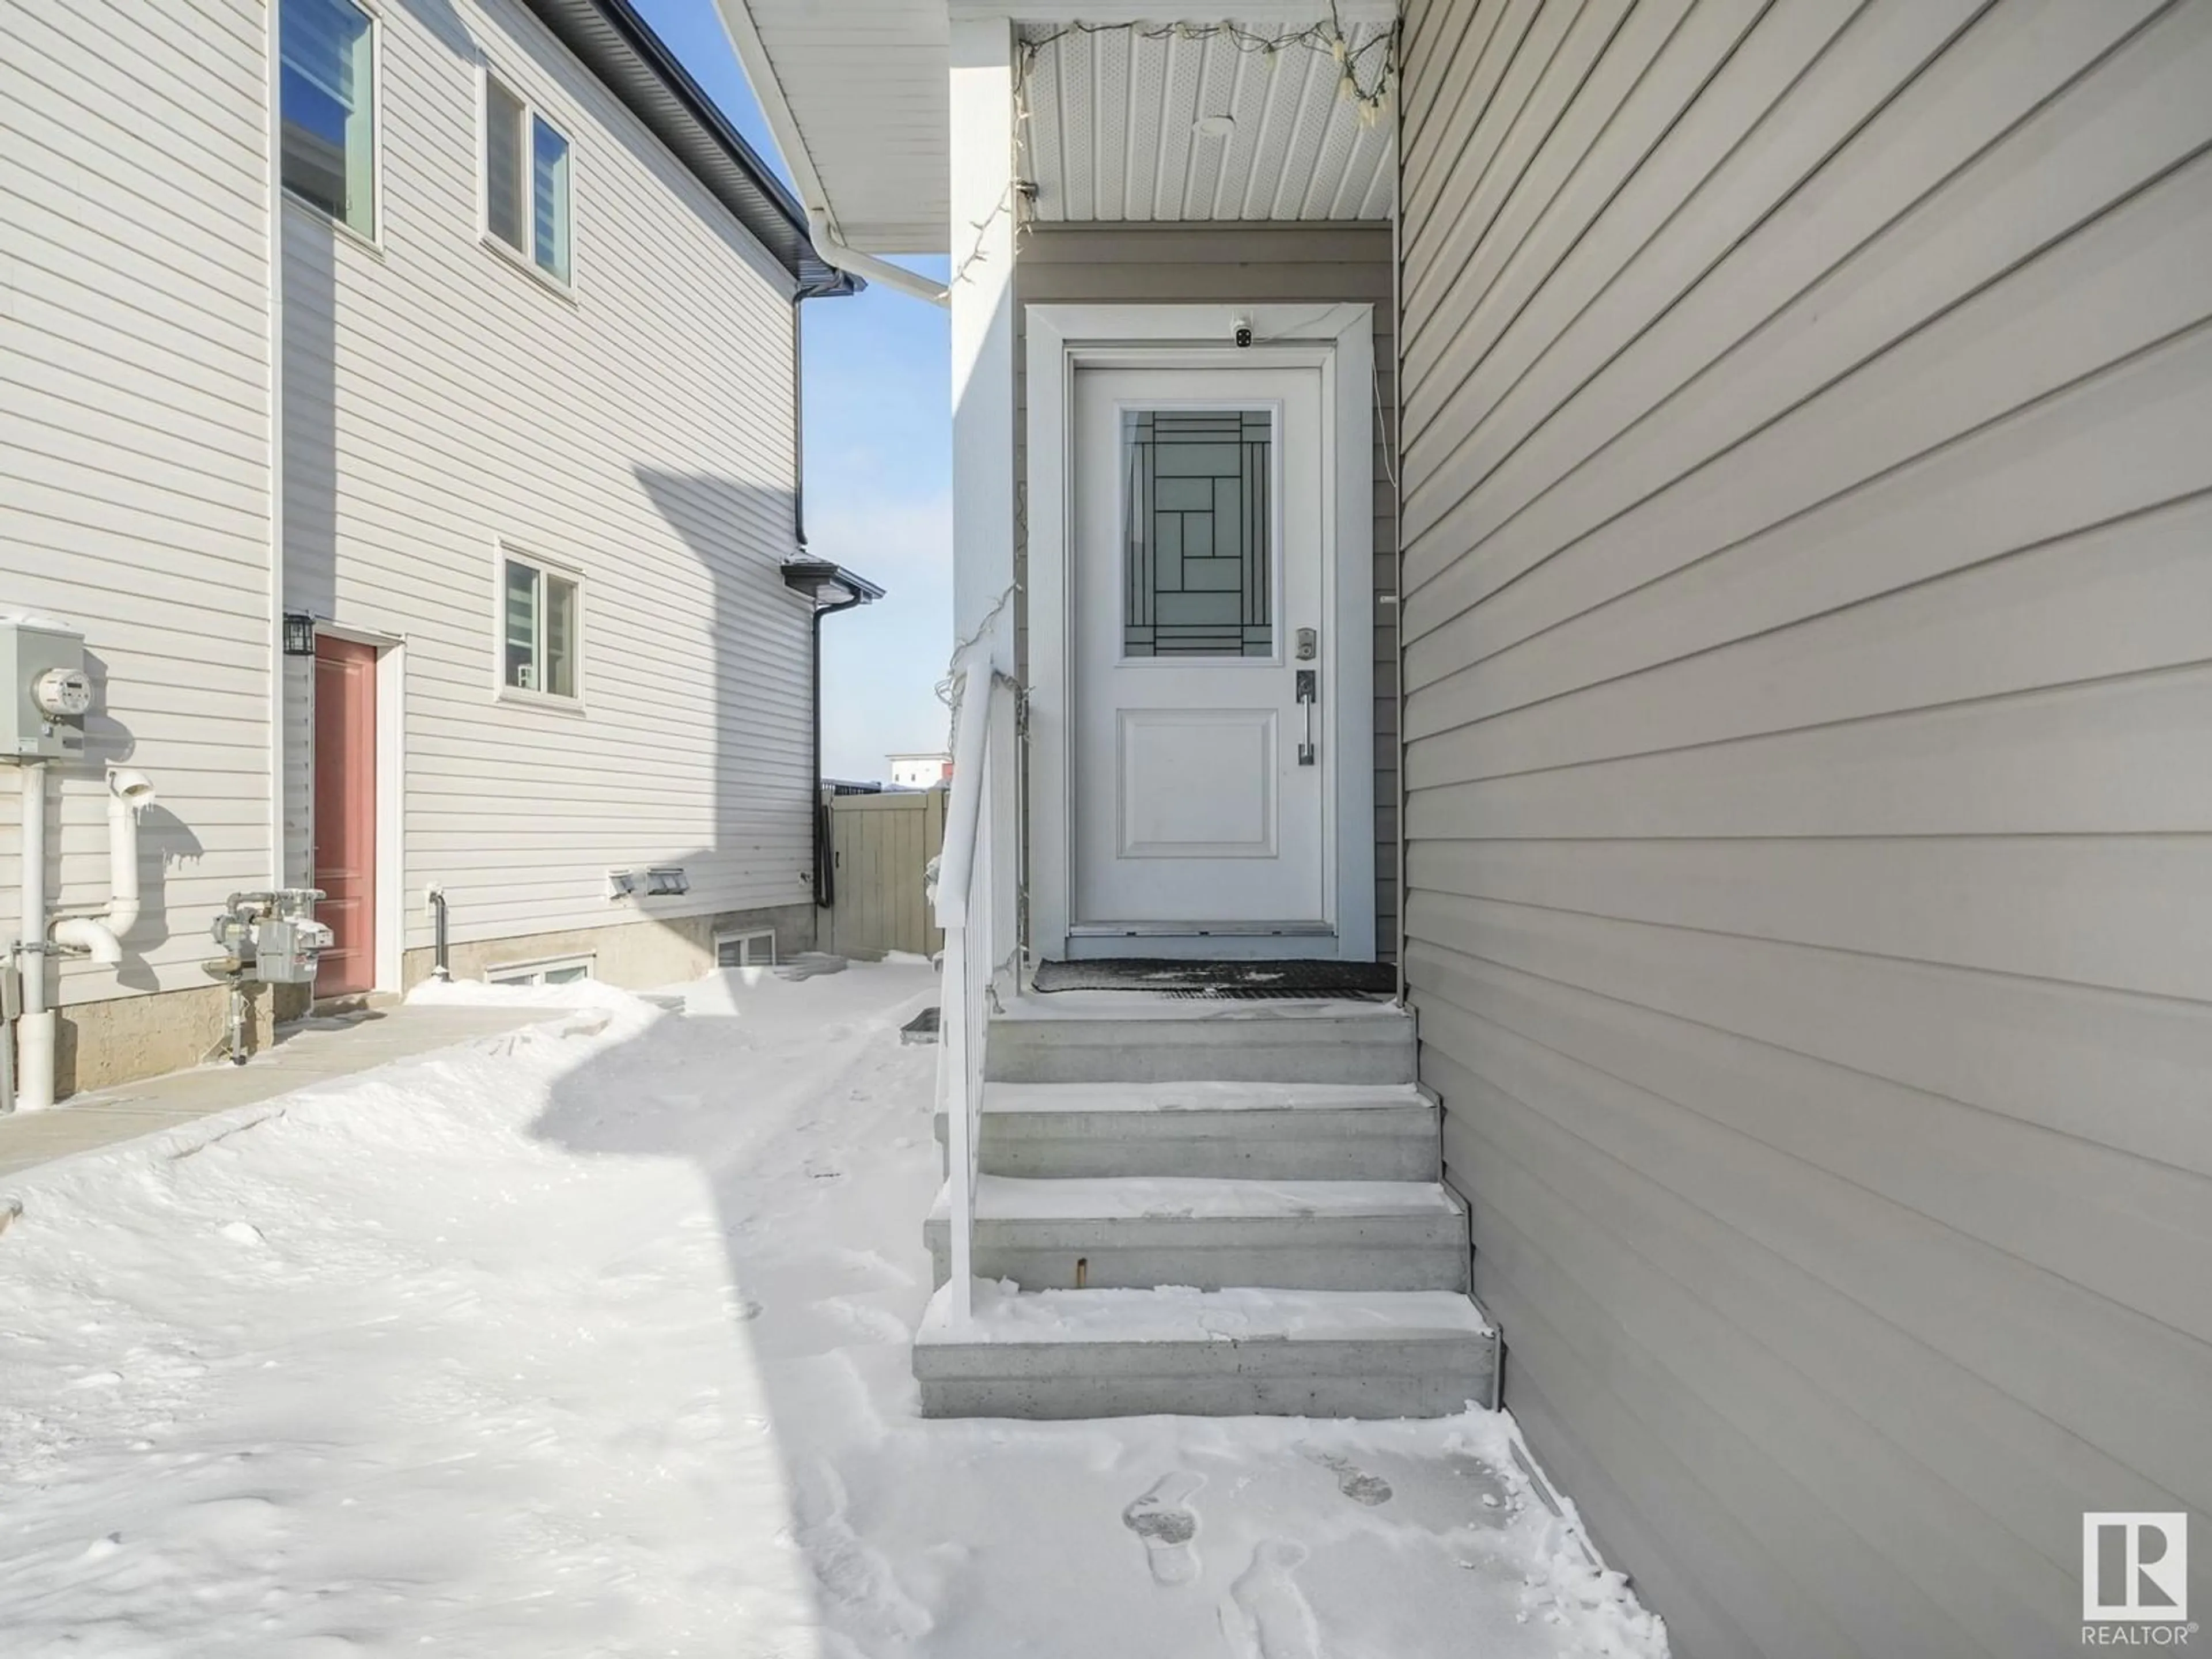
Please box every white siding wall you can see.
[0,0,274,1005]
[282,0,812,958]
[1400,1,2212,1653]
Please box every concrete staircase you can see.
[913,999,1497,1419]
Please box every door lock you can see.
[1295,627,1318,661]
[1296,669,1317,766]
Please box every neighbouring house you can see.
[887,750,952,789]
[718,1,2212,1651]
[0,0,866,1100]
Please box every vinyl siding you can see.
[0,0,274,1006]
[1014,224,1399,957]
[282,0,813,953]
[1397,2,2212,1654]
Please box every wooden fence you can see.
[825,787,946,959]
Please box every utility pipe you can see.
[427,885,450,980]
[17,762,54,1112]
[710,0,950,309]
[49,769,157,969]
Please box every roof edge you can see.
[516,0,859,298]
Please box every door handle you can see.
[1296,669,1317,766]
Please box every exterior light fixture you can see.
[283,613,318,657]
[1194,114,1236,138]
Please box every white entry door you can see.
[1070,363,1331,953]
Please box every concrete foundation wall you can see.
[399,903,821,993]
[54,982,309,1100]
[46,903,817,1100]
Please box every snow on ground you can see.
[0,961,1668,1658]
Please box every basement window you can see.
[485,954,594,987]
[715,930,776,968]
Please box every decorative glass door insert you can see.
[1121,408,1274,658]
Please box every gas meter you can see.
[208,890,333,985]
[254,915,334,984]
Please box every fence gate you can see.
[827,787,946,959]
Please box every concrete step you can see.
[986,999,1415,1085]
[926,1175,1469,1292]
[936,1080,1441,1180]
[914,1281,1498,1419]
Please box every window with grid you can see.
[1121,408,1275,657]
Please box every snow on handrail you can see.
[933,633,996,929]
[935,615,1010,1328]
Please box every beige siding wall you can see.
[1399,2,2212,1654]
[1014,224,1399,956]
[0,1,274,1010]
[282,0,812,965]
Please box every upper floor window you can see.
[501,552,580,700]
[483,74,572,284]
[281,0,377,237]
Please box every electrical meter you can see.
[32,667,92,719]
[0,618,90,759]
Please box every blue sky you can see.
[631,1,952,782]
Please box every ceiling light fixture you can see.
[1194,114,1236,138]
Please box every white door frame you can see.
[1027,302,1376,963]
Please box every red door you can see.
[313,637,377,997]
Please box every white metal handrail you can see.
[933,625,1012,1327]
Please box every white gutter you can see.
[710,0,950,309]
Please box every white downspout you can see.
[710,0,950,309]
[17,763,54,1111]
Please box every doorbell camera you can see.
[1232,315,1254,349]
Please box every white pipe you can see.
[710,0,951,308]
[46,770,156,970]
[17,761,54,1112]
[50,918,120,968]
[101,769,154,944]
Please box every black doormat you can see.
[1032,958,1396,998]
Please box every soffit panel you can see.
[1017,20,1396,224]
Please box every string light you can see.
[1014,6,1397,126]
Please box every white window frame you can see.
[714,929,777,968]
[495,544,585,709]
[477,63,575,293]
[278,0,384,248]
[485,953,596,987]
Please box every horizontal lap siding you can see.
[0,0,272,1006]
[1398,2,2212,1654]
[282,0,810,947]
[1014,224,1399,956]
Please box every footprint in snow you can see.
[1219,1540,1322,1659]
[1123,1471,1204,1586]
[1302,1447,1393,1507]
